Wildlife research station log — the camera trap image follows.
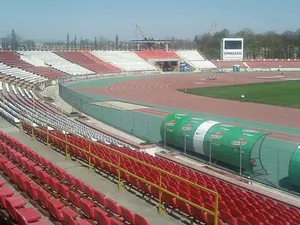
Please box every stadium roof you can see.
[131,39,172,44]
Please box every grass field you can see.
[181,80,300,108]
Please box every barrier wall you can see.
[59,83,163,144]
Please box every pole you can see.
[158,171,164,214]
[120,107,123,130]
[239,140,243,176]
[209,137,212,165]
[164,121,167,149]
[184,128,187,155]
[277,148,280,183]
[88,142,92,171]
[132,112,135,134]
[146,116,149,140]
[46,125,49,147]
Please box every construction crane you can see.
[136,24,148,40]
[135,24,155,49]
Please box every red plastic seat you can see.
[95,191,106,207]
[16,211,49,225]
[48,177,60,192]
[110,219,124,225]
[26,181,40,200]
[106,198,121,216]
[219,210,237,225]
[80,198,96,219]
[237,218,252,225]
[69,190,82,208]
[120,206,135,224]
[84,184,95,199]
[177,191,191,215]
[74,178,85,192]
[94,207,110,225]
[0,194,26,209]
[6,199,41,223]
[58,183,70,199]
[47,199,64,221]
[245,215,263,225]
[65,173,76,186]
[135,214,150,225]
[230,207,244,220]
[61,206,81,225]
[162,186,177,209]
[37,189,52,209]
[0,186,15,200]
[32,166,43,179]
[76,219,94,225]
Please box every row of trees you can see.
[193,28,300,59]
[1,29,300,59]
[1,30,36,51]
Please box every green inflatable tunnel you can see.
[160,113,268,172]
[289,145,300,188]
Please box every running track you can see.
[73,72,300,141]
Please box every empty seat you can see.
[6,198,41,223]
[106,198,121,216]
[80,198,96,220]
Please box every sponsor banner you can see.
[210,132,223,140]
[232,138,247,152]
[222,50,243,60]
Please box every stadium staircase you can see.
[242,62,251,69]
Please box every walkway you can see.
[0,118,182,225]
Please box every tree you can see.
[115,34,119,49]
[94,37,97,50]
[74,35,77,50]
[11,29,18,50]
[67,33,70,50]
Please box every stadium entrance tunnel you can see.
[160,113,269,175]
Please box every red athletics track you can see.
[73,72,300,140]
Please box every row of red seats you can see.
[246,60,300,68]
[0,130,150,225]
[0,51,66,79]
[82,51,122,72]
[22,123,300,225]
[211,61,246,68]
[0,142,94,225]
[135,50,179,59]
[28,126,220,224]
[0,178,48,225]
[55,51,121,73]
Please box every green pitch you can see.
[181,80,300,108]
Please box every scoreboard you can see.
[221,38,244,60]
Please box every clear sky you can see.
[1,0,299,41]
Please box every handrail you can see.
[21,121,219,224]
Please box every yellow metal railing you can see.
[21,121,219,224]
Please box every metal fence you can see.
[59,83,163,144]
